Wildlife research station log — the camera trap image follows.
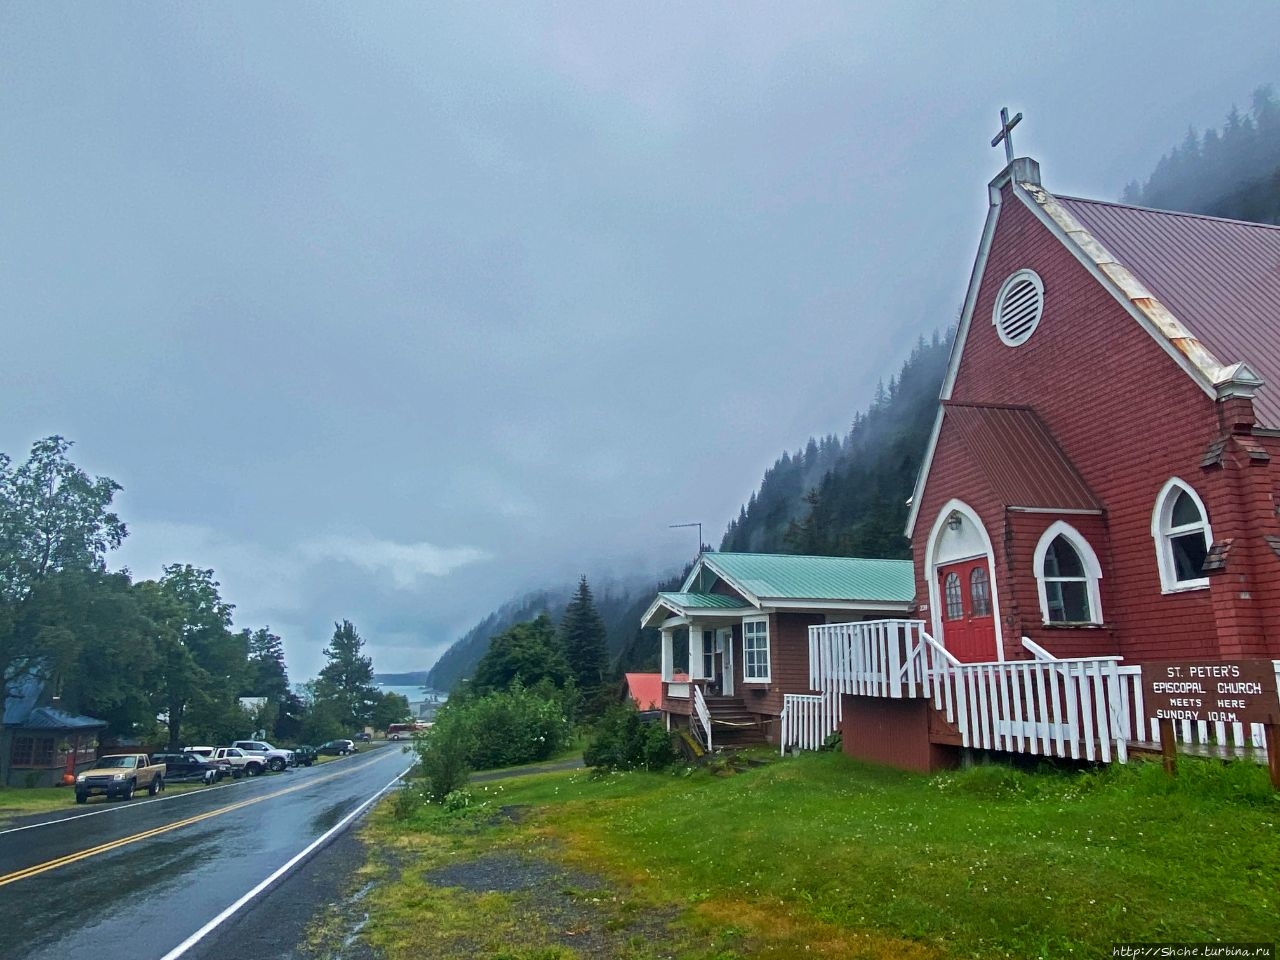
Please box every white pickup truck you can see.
[186,746,267,778]
[231,740,294,772]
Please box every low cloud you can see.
[298,533,488,589]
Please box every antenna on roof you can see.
[669,522,704,591]
[991,106,1023,165]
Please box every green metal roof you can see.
[699,552,915,603]
[658,592,753,610]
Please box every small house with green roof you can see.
[640,551,914,749]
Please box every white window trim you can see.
[741,617,771,684]
[1032,521,1104,625]
[1150,478,1212,594]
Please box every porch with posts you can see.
[805,619,1280,771]
[660,622,767,751]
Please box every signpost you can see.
[1141,660,1280,788]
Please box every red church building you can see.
[813,150,1280,772]
[908,153,1280,667]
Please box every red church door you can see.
[937,558,997,662]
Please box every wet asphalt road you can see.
[0,744,413,960]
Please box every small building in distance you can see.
[2,675,106,787]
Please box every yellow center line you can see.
[0,754,389,887]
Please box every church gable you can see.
[908,165,1226,540]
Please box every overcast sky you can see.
[3,4,1276,679]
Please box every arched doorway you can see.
[925,500,1002,662]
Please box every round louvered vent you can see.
[992,269,1044,346]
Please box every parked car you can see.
[209,746,266,777]
[292,745,318,767]
[75,754,166,803]
[354,731,372,742]
[317,739,357,756]
[183,745,236,779]
[231,740,294,771]
[387,722,428,741]
[153,752,223,785]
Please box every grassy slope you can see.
[365,752,1279,959]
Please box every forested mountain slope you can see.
[1122,85,1280,224]
[721,332,951,558]
[424,577,666,692]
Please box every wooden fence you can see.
[779,692,842,755]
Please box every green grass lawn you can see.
[0,786,73,821]
[362,752,1279,959]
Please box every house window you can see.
[33,737,54,766]
[1033,521,1104,624]
[11,736,34,767]
[943,573,963,620]
[1152,479,1212,592]
[743,618,770,683]
[969,567,992,616]
[702,630,714,680]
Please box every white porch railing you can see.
[779,692,842,755]
[809,619,934,699]
[811,620,1280,765]
[692,685,713,753]
[810,620,1131,763]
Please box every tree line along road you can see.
[0,744,411,960]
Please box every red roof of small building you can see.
[623,673,663,711]
[943,402,1101,511]
[1055,196,1280,428]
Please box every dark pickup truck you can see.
[153,752,224,785]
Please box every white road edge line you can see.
[159,763,412,960]
[0,749,402,836]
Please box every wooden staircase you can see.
[705,696,768,746]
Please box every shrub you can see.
[414,683,572,802]
[584,704,678,771]
[391,780,429,820]
[415,715,473,803]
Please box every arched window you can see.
[969,567,992,616]
[1151,479,1212,592]
[1033,522,1103,624]
[943,572,963,620]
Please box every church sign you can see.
[1142,660,1279,726]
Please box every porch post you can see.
[688,623,705,680]
[660,629,674,682]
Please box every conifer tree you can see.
[317,619,377,730]
[560,576,608,715]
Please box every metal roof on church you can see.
[1055,196,1280,428]
[943,402,1101,512]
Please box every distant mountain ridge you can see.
[424,575,669,692]
[373,671,433,687]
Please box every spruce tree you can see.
[317,619,377,730]
[560,576,608,716]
